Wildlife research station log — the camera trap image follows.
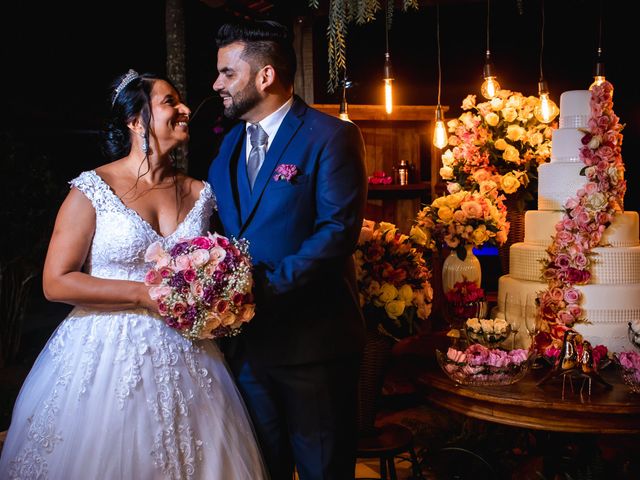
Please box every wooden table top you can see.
[417,362,640,434]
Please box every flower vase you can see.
[441,245,481,294]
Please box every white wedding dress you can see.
[0,171,268,480]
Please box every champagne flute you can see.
[504,293,520,350]
[524,294,540,341]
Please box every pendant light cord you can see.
[539,0,545,81]
[437,3,442,106]
[486,0,491,54]
[597,0,603,55]
[385,1,390,54]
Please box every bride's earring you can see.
[140,132,149,154]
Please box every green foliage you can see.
[309,0,422,92]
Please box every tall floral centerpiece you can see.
[414,189,509,293]
[440,90,554,206]
[354,220,433,340]
[439,90,555,273]
[534,81,624,356]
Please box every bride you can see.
[0,70,267,479]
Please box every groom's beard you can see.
[222,80,262,120]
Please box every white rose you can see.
[440,166,454,179]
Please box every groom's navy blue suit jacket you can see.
[208,96,368,365]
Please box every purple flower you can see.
[170,242,190,257]
[273,164,300,182]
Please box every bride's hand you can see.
[138,284,160,314]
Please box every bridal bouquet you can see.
[440,90,554,208]
[144,233,255,340]
[354,220,433,339]
[415,189,509,260]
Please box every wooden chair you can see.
[355,328,424,480]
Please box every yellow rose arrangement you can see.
[414,189,509,260]
[440,90,555,209]
[354,220,433,339]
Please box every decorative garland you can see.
[535,82,625,354]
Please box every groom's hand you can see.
[253,263,277,308]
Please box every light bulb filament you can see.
[384,78,393,114]
[480,76,500,99]
[433,120,448,149]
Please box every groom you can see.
[208,19,367,480]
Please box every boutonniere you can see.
[273,164,300,182]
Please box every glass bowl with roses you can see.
[436,344,533,386]
[354,220,434,340]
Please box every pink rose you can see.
[573,252,588,269]
[172,302,187,316]
[189,249,210,267]
[191,236,213,250]
[149,285,171,301]
[584,182,598,195]
[557,310,575,325]
[549,287,565,302]
[563,288,580,304]
[446,347,466,364]
[144,241,166,263]
[144,269,162,286]
[190,280,204,298]
[183,268,197,283]
[174,255,191,272]
[159,267,173,279]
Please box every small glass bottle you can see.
[396,159,409,185]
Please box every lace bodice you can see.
[69,170,216,281]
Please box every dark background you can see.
[0,0,636,374]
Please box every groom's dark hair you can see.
[216,20,297,88]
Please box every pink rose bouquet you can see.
[144,233,255,340]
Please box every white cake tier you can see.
[559,90,591,129]
[524,211,640,247]
[509,242,640,284]
[550,128,584,163]
[497,275,638,352]
[538,161,587,210]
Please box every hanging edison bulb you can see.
[480,51,500,99]
[383,52,393,114]
[534,81,558,124]
[433,105,448,149]
[589,48,609,93]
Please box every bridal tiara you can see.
[111,69,139,106]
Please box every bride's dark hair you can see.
[100,71,182,162]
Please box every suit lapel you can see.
[217,125,245,236]
[239,98,305,235]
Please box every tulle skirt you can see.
[0,307,268,480]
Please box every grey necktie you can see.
[247,123,268,189]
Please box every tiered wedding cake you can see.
[497,90,640,353]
